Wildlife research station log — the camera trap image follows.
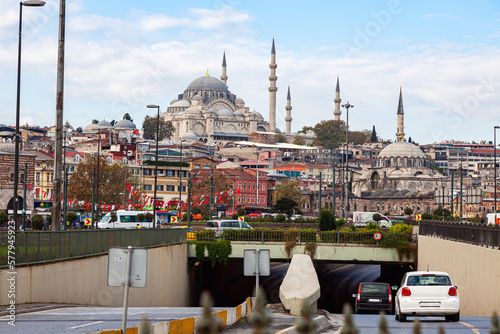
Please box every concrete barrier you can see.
[90,297,252,334]
[279,254,320,316]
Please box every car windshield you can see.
[361,284,388,294]
[100,215,111,223]
[407,275,451,286]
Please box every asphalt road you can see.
[0,306,227,334]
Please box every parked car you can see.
[247,213,262,218]
[205,219,252,237]
[395,271,460,322]
[353,282,396,314]
[171,226,196,241]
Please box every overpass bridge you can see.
[1,222,499,317]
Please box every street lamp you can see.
[179,140,187,210]
[494,126,499,223]
[13,0,46,229]
[341,102,353,221]
[147,104,160,228]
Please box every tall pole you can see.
[94,132,100,229]
[63,130,67,230]
[147,105,161,227]
[318,172,322,218]
[441,183,445,221]
[53,0,65,230]
[342,102,353,221]
[91,168,95,229]
[187,171,191,227]
[179,141,183,208]
[22,163,27,230]
[14,0,46,230]
[460,161,463,220]
[451,172,454,221]
[122,166,128,207]
[495,126,499,223]
[209,160,214,219]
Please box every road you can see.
[0,306,227,334]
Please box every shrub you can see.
[144,212,153,222]
[66,212,78,225]
[422,213,433,220]
[336,218,346,229]
[389,223,413,234]
[32,214,44,230]
[191,206,201,215]
[237,208,246,217]
[0,212,8,224]
[319,210,335,231]
[276,214,286,222]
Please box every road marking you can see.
[459,321,480,333]
[130,311,146,315]
[68,321,104,329]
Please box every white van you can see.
[205,219,252,237]
[98,210,157,229]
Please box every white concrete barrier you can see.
[279,254,320,316]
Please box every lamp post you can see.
[494,126,499,223]
[179,140,186,210]
[13,0,46,230]
[341,102,353,221]
[147,105,160,228]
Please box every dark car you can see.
[353,282,397,314]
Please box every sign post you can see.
[244,249,270,295]
[108,246,148,334]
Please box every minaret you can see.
[221,50,228,87]
[333,75,342,121]
[396,87,405,142]
[268,37,278,132]
[285,85,293,135]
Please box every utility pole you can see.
[318,172,322,219]
[460,161,463,220]
[342,102,353,221]
[209,160,214,219]
[187,171,191,227]
[451,172,454,221]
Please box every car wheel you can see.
[397,302,406,322]
[446,312,460,322]
[394,302,399,321]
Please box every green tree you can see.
[273,197,297,217]
[67,156,141,209]
[293,135,306,145]
[404,207,413,215]
[422,213,434,220]
[76,127,83,133]
[297,126,313,134]
[191,171,233,216]
[349,130,371,145]
[370,125,377,142]
[372,213,383,221]
[32,214,44,230]
[142,115,175,141]
[275,179,303,206]
[277,133,288,143]
[123,113,133,122]
[0,212,8,225]
[312,120,346,149]
[237,208,246,216]
[319,210,335,231]
[66,212,78,226]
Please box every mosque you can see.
[352,88,445,198]
[163,39,294,144]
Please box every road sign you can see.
[244,249,270,294]
[238,216,245,222]
[170,216,177,223]
[107,247,148,288]
[415,214,422,221]
[373,232,382,241]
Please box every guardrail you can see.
[195,229,415,246]
[0,229,186,269]
[419,220,500,248]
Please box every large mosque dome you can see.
[186,76,228,92]
[378,141,426,158]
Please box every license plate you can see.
[419,301,440,307]
[368,299,381,302]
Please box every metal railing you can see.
[0,229,186,269]
[195,229,415,246]
[419,220,500,248]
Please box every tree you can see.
[123,113,133,122]
[297,126,313,134]
[274,197,297,217]
[191,171,233,216]
[372,213,383,221]
[275,179,303,206]
[67,156,142,209]
[404,207,413,215]
[349,130,371,145]
[319,210,335,231]
[66,212,78,226]
[277,133,288,143]
[142,115,175,141]
[293,135,306,145]
[0,212,8,225]
[32,214,44,230]
[76,127,83,133]
[370,125,377,142]
[312,120,346,149]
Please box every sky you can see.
[1,0,500,145]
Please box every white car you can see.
[395,271,460,322]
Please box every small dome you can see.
[235,97,245,104]
[184,106,202,115]
[170,98,179,104]
[192,95,203,101]
[216,108,233,117]
[253,111,263,118]
[233,110,244,117]
[83,123,101,133]
[114,119,136,129]
[0,142,15,153]
[97,120,112,128]
[204,108,216,114]
[181,131,198,141]
[171,100,190,107]
[186,76,228,92]
[378,141,426,159]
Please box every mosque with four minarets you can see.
[163,38,299,144]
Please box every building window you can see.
[239,182,242,188]
[243,183,246,190]
[166,170,175,177]
[238,195,241,203]
[194,164,201,169]
[144,184,152,191]
[36,172,40,183]
[262,184,265,191]
[262,195,265,204]
[166,185,175,191]
[252,183,255,190]
[156,185,164,191]
[243,195,246,203]
[180,185,186,192]
[203,164,210,169]
[144,169,152,176]
[257,196,260,204]
[253,196,255,203]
